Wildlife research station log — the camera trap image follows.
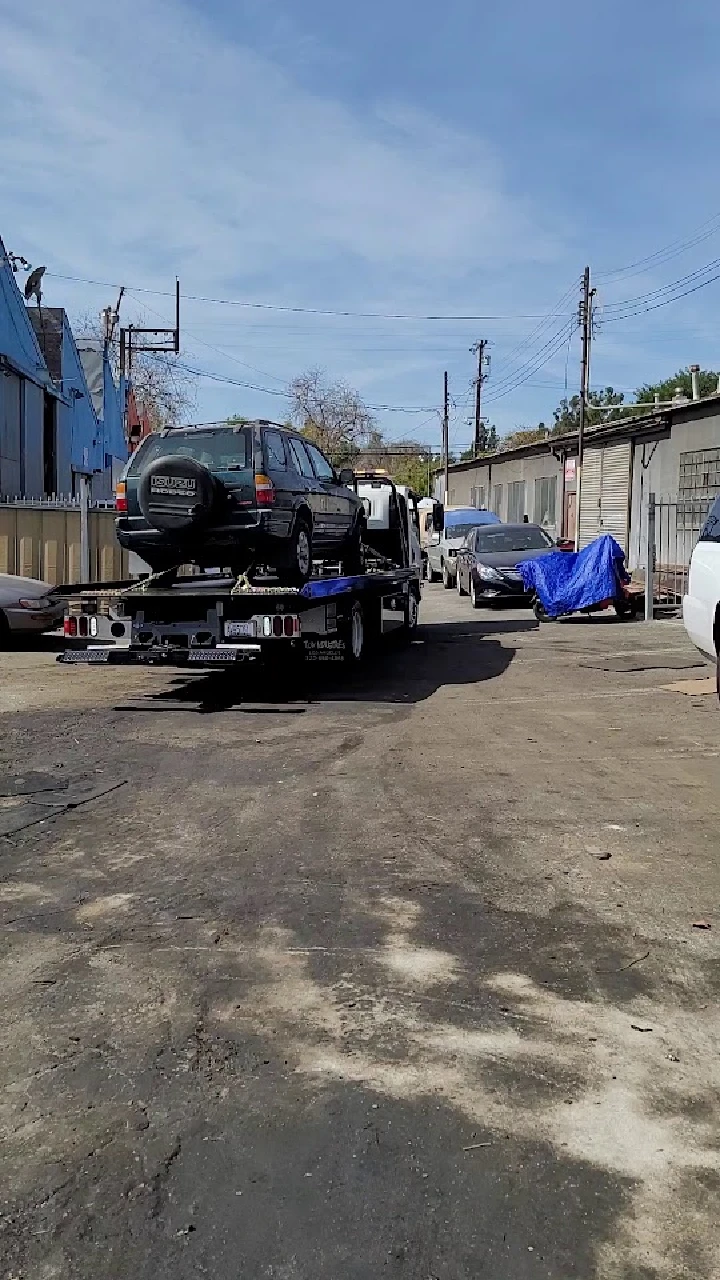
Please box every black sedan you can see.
[455,523,557,608]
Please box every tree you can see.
[459,424,499,460]
[501,426,550,449]
[288,368,375,462]
[550,387,625,435]
[75,311,196,431]
[634,367,720,405]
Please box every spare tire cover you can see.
[138,454,218,532]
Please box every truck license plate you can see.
[224,620,255,638]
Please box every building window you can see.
[470,484,485,509]
[492,484,503,517]
[507,480,526,523]
[677,448,720,532]
[534,476,557,528]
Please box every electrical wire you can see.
[600,255,720,316]
[596,211,720,281]
[45,270,573,323]
[601,268,720,323]
[171,358,435,413]
[483,322,578,405]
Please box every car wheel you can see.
[469,578,483,610]
[282,517,313,586]
[442,562,453,589]
[0,610,10,648]
[716,648,720,703]
[426,561,439,583]
[456,568,467,597]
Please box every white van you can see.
[683,494,720,691]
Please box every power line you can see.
[596,211,720,281]
[601,268,720,323]
[46,270,572,322]
[171,358,435,413]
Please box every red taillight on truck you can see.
[64,617,77,637]
[255,473,275,507]
[115,480,128,513]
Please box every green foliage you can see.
[550,387,625,435]
[634,367,720,405]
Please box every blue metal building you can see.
[0,233,128,499]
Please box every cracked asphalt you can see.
[1,587,719,1279]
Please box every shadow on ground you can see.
[112,618,523,712]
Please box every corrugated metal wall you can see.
[0,503,128,585]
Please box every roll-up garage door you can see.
[578,448,601,547]
[578,442,631,550]
[598,442,631,549]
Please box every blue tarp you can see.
[518,534,627,617]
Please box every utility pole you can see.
[575,266,593,550]
[442,370,449,506]
[470,340,489,456]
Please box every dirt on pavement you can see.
[0,589,718,1279]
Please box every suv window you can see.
[126,428,250,476]
[287,437,315,479]
[305,443,334,480]
[699,495,720,543]
[264,429,287,471]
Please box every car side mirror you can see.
[338,467,355,485]
[432,503,444,532]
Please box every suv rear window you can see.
[699,495,720,543]
[126,428,251,476]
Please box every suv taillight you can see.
[115,480,128,513]
[255,473,275,507]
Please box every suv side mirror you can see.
[338,467,355,485]
[432,503,444,532]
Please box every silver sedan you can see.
[0,574,64,644]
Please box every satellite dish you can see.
[24,265,46,305]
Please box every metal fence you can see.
[643,493,712,618]
[0,498,128,585]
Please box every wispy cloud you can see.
[0,0,567,431]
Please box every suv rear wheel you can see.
[280,516,312,587]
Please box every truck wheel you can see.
[280,517,313,587]
[426,562,439,583]
[343,600,366,663]
[442,563,453,589]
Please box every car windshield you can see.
[474,527,553,553]
[127,428,251,476]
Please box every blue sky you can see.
[2,0,720,452]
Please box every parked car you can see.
[0,574,64,644]
[683,494,720,691]
[455,523,557,608]
[426,507,501,587]
[115,421,366,584]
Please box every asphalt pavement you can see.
[1,587,719,1279]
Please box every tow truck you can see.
[57,474,422,669]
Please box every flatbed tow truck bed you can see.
[56,565,420,668]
